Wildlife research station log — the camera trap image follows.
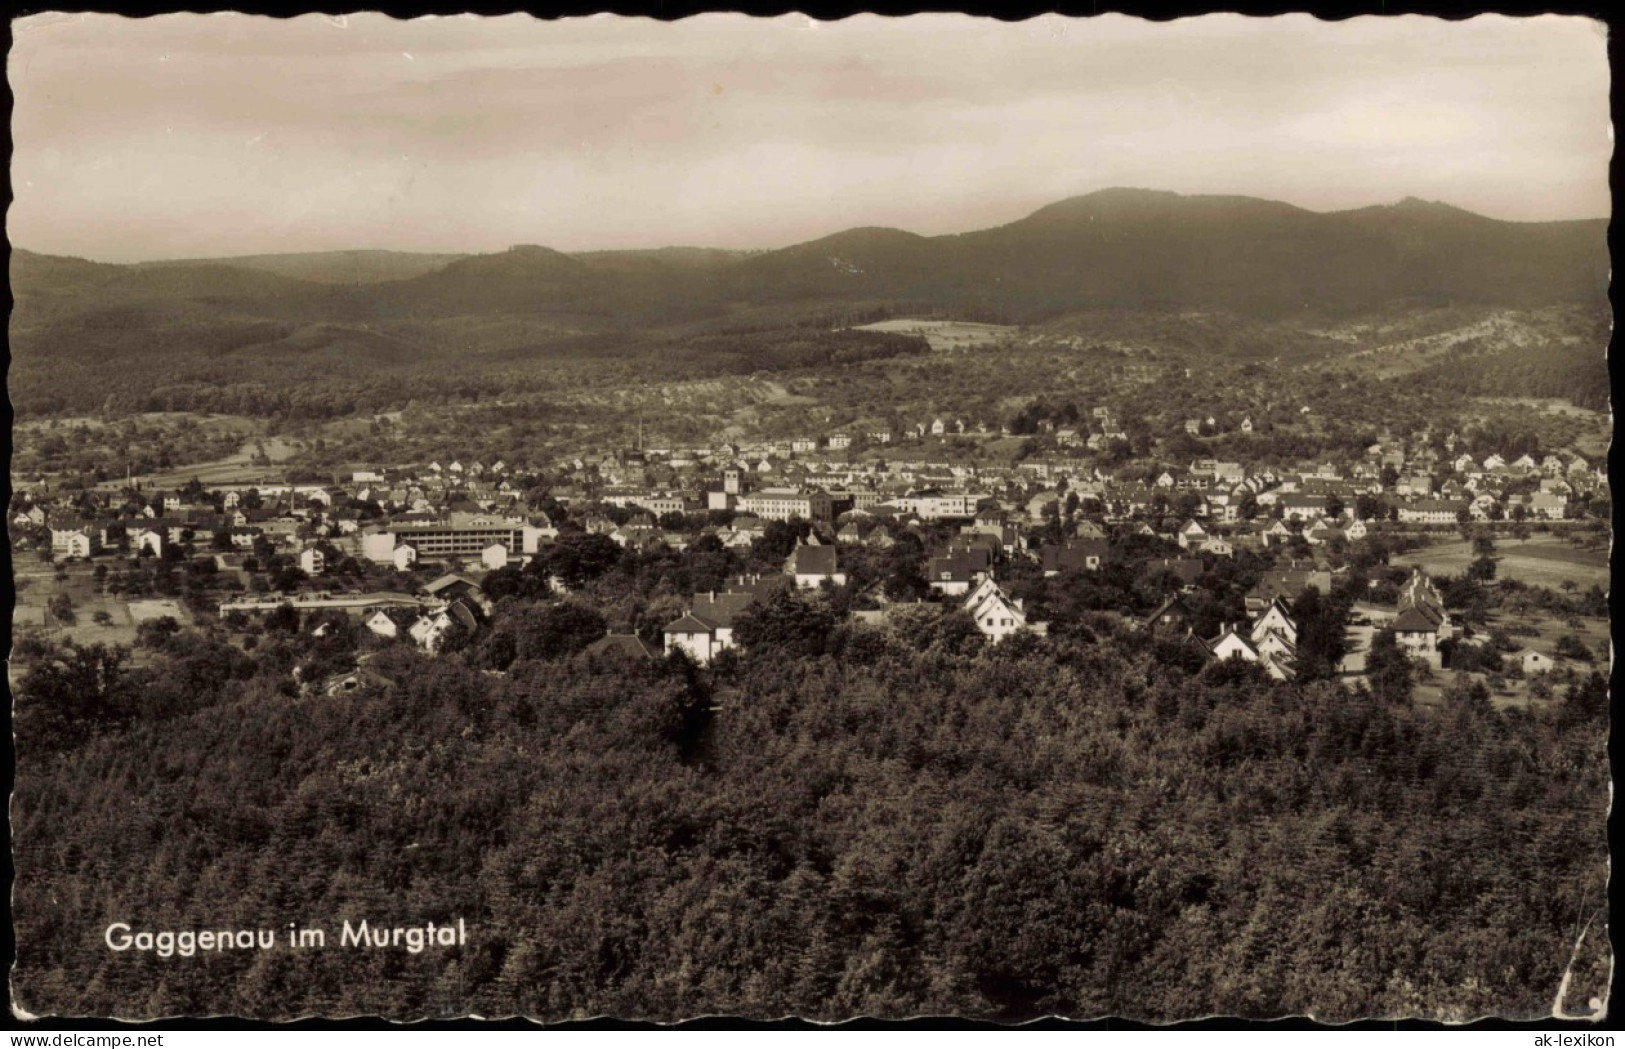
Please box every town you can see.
[12,401,1609,707]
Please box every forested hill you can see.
[134,249,471,285]
[10,626,1611,1021]
[10,191,1609,415]
[726,190,1608,317]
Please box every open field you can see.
[127,599,187,623]
[1341,590,1606,710]
[1394,537,1608,591]
[1487,609,1611,662]
[851,318,1017,351]
[80,433,303,490]
[1410,606,1609,710]
[12,561,182,651]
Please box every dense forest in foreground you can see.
[12,621,1609,1022]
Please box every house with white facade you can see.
[962,579,1046,643]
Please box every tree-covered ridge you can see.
[1409,339,1611,413]
[11,622,1608,1022]
[10,188,1608,419]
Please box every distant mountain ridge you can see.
[133,249,471,285]
[10,188,1609,414]
[18,188,1608,315]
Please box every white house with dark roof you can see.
[1176,519,1208,550]
[962,579,1045,643]
[1391,569,1452,666]
[784,537,846,589]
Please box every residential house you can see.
[299,546,327,576]
[784,538,846,589]
[1279,493,1328,522]
[1528,491,1568,520]
[129,526,165,557]
[662,592,754,665]
[364,608,409,640]
[1148,557,1205,591]
[1391,569,1452,666]
[409,598,480,653]
[421,573,484,609]
[50,520,100,556]
[1144,595,1195,633]
[1040,538,1109,576]
[1207,620,1295,680]
[1518,649,1555,676]
[963,579,1046,643]
[1250,598,1299,649]
[584,633,662,659]
[1260,520,1295,547]
[1245,565,1331,613]
[927,551,986,596]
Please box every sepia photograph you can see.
[6,11,1613,1026]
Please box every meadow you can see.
[1393,537,1608,591]
[851,318,1017,350]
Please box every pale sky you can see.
[8,12,1613,262]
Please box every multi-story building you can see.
[889,488,985,521]
[364,522,524,562]
[734,487,834,523]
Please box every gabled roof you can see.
[927,552,983,582]
[1145,595,1193,627]
[967,587,1026,626]
[586,633,661,658]
[423,573,483,595]
[787,544,840,576]
[1391,606,1442,633]
[663,613,718,635]
[1206,626,1259,659]
[690,591,759,627]
[1040,539,1109,573]
[1255,596,1296,624]
[1150,557,1204,584]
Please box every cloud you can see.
[9,12,1610,261]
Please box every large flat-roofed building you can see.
[627,493,694,516]
[891,488,985,520]
[219,591,435,616]
[364,522,524,561]
[735,487,833,523]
